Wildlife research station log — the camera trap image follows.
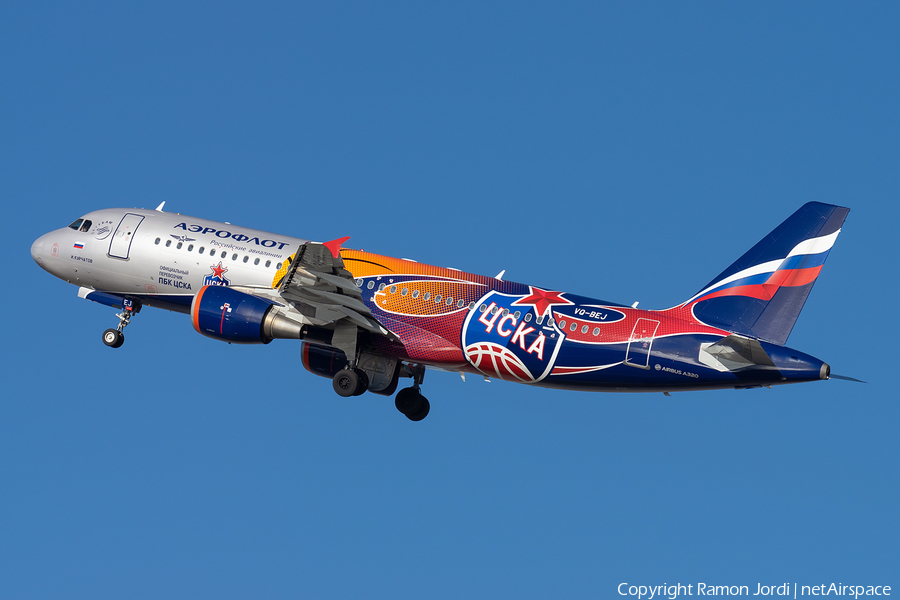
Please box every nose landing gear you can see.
[102,299,136,348]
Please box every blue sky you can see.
[3,2,898,598]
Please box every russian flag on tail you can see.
[685,202,849,345]
[685,229,840,304]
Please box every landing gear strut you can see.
[395,364,430,421]
[102,299,135,348]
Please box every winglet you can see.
[322,236,351,258]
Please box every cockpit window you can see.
[79,220,92,232]
[68,219,84,231]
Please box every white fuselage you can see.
[32,207,309,312]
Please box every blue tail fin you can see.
[684,202,849,345]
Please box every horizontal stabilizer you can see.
[699,334,776,373]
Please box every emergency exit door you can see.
[625,318,660,369]
[108,213,145,259]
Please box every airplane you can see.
[31,201,852,421]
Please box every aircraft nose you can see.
[31,236,44,264]
[31,233,52,269]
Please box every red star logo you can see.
[511,286,573,317]
[210,261,228,279]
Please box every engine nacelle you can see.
[300,342,349,378]
[301,342,402,395]
[191,285,303,344]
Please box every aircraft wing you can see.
[272,238,394,338]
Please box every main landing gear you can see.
[330,361,430,421]
[102,299,136,348]
[394,364,430,422]
[332,368,370,397]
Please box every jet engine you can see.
[300,342,349,377]
[191,285,304,344]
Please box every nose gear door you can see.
[108,213,145,259]
[625,318,660,369]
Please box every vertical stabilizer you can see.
[684,202,849,345]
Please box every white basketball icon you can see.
[465,342,534,382]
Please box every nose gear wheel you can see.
[102,300,136,348]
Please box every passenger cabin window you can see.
[188,244,194,252]
[165,240,172,247]
[254,258,260,265]
[265,260,271,268]
[154,238,161,245]
[243,256,249,263]
[177,242,183,249]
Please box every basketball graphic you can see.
[465,341,535,382]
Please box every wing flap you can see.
[274,238,396,339]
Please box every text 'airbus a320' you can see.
[32,202,854,421]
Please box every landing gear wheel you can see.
[395,387,430,421]
[351,369,369,396]
[407,397,430,421]
[333,369,360,397]
[102,328,124,348]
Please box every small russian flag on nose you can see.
[73,242,84,249]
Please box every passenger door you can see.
[108,213,145,259]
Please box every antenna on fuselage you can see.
[155,202,166,212]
